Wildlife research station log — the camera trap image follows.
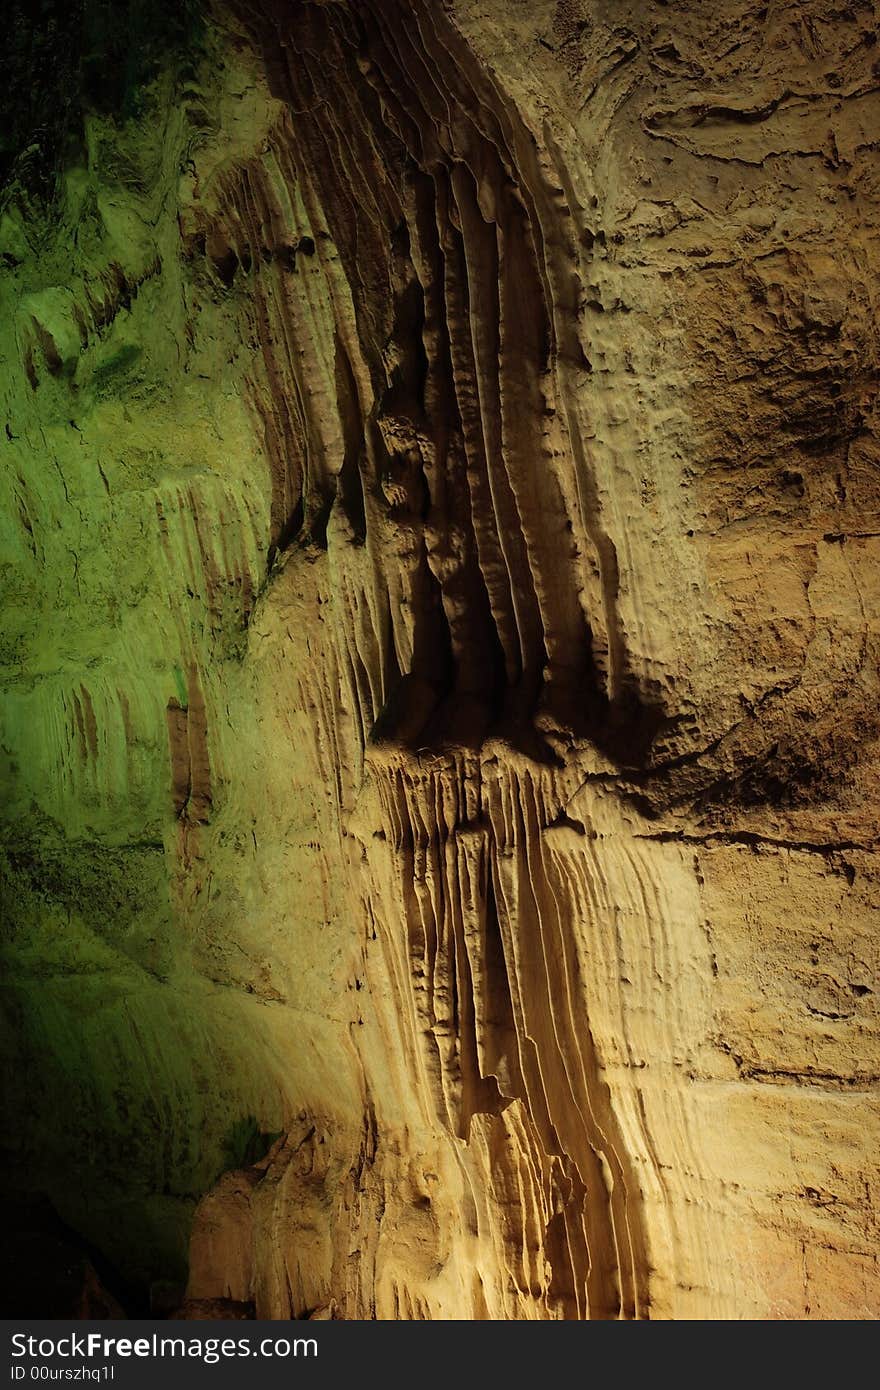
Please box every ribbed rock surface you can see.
[1,0,878,1319]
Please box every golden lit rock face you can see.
[1,0,879,1318]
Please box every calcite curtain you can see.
[1,0,878,1320]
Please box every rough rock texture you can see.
[1,0,879,1319]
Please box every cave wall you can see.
[1,0,878,1318]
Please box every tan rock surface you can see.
[1,0,878,1318]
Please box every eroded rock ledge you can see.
[1,0,878,1319]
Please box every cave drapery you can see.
[1,0,879,1319]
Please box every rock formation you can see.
[1,0,878,1319]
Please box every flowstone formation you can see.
[1,0,878,1319]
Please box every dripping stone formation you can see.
[1,0,879,1320]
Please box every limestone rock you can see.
[1,0,878,1319]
